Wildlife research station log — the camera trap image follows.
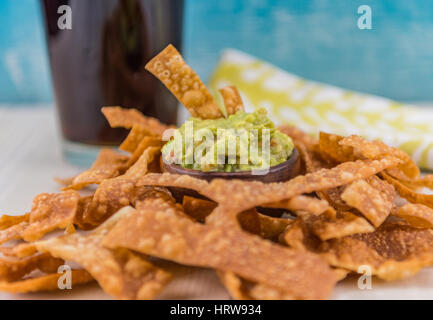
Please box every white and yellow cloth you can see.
[209,49,433,170]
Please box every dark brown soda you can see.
[41,0,183,145]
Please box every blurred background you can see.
[1,0,433,106]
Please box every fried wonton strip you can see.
[309,211,374,241]
[0,253,64,282]
[101,106,170,134]
[381,172,433,209]
[264,195,330,216]
[340,135,420,179]
[138,157,401,222]
[219,86,244,116]
[36,206,171,300]
[0,222,29,245]
[119,125,157,154]
[284,218,433,281]
[182,196,217,223]
[123,146,161,179]
[0,243,37,258]
[387,168,433,191]
[278,125,317,151]
[217,272,295,300]
[145,45,224,119]
[257,214,292,241]
[65,149,129,190]
[21,191,81,242]
[341,179,394,228]
[394,203,433,228]
[318,132,355,163]
[83,178,172,225]
[0,214,29,231]
[103,198,336,299]
[0,270,94,293]
[126,136,164,167]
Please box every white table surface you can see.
[1,106,433,300]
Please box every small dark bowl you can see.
[162,148,300,183]
[162,148,301,216]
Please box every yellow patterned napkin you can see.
[209,49,433,170]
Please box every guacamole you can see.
[162,108,294,172]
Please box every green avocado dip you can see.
[162,108,294,172]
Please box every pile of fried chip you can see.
[2,45,433,300]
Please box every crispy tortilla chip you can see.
[145,45,224,119]
[119,125,158,154]
[284,218,433,281]
[123,146,161,179]
[138,157,400,223]
[394,203,433,228]
[264,195,330,216]
[126,136,164,167]
[318,132,355,163]
[0,243,37,258]
[103,198,336,299]
[22,191,81,242]
[0,253,64,282]
[36,206,172,300]
[278,125,317,150]
[0,269,93,293]
[182,196,217,223]
[340,135,420,179]
[101,106,170,134]
[217,271,295,300]
[0,214,29,231]
[219,86,244,116]
[341,178,395,228]
[0,222,29,245]
[65,149,129,190]
[309,211,374,241]
[382,172,433,209]
[84,178,172,225]
[257,214,292,241]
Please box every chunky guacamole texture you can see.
[162,108,294,172]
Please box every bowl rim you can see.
[162,147,299,178]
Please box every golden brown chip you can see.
[257,214,292,241]
[387,168,433,191]
[333,268,350,282]
[182,196,217,223]
[219,86,244,116]
[126,136,164,167]
[138,157,401,224]
[217,271,295,300]
[22,191,81,242]
[278,125,317,150]
[340,135,420,179]
[341,179,394,228]
[0,243,37,258]
[0,269,94,293]
[122,146,161,179]
[101,106,170,134]
[0,222,29,245]
[394,203,433,228]
[318,132,355,163]
[264,195,330,216]
[103,198,336,299]
[0,253,64,282]
[65,149,129,190]
[145,45,224,119]
[36,206,172,300]
[309,211,374,241]
[119,125,157,154]
[0,213,29,231]
[83,178,171,225]
[284,218,433,281]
